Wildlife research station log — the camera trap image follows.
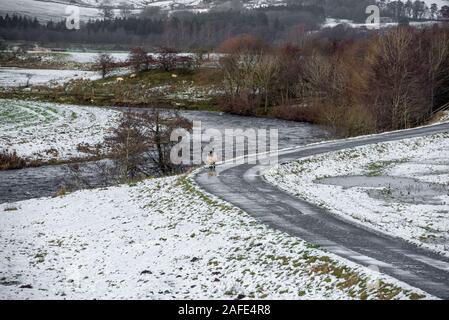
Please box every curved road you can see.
[195,122,449,299]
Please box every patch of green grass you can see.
[208,259,219,267]
[306,243,320,249]
[48,239,64,247]
[34,250,47,263]
[365,158,409,177]
[127,181,138,187]
[365,162,389,176]
[408,292,426,300]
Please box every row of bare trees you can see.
[217,26,449,136]
[127,47,191,72]
[94,47,195,78]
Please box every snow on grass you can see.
[0,67,101,88]
[265,133,449,257]
[165,80,223,103]
[0,99,119,161]
[0,173,431,299]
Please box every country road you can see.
[195,122,449,299]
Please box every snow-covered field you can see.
[63,52,129,64]
[265,133,449,257]
[0,173,431,299]
[0,67,100,88]
[0,99,119,161]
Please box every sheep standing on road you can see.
[206,149,218,170]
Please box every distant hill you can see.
[33,0,449,10]
[0,0,292,22]
[0,0,447,22]
[28,0,286,10]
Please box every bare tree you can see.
[140,110,192,174]
[217,35,270,113]
[128,47,153,72]
[193,48,208,68]
[367,27,427,130]
[255,54,280,113]
[424,26,449,115]
[219,52,262,114]
[156,47,179,72]
[104,111,148,179]
[104,110,192,179]
[95,53,115,79]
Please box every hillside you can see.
[0,0,283,22]
[1,0,447,22]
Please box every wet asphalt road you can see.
[195,122,449,299]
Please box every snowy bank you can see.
[0,174,430,299]
[265,132,449,257]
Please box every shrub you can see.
[55,185,67,197]
[0,150,27,170]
